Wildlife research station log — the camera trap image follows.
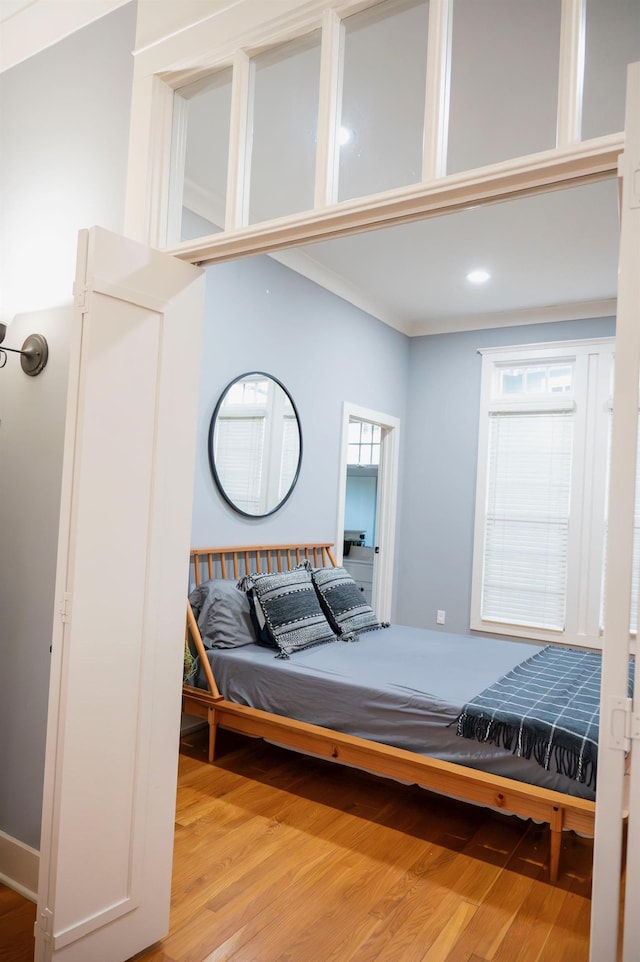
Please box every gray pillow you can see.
[188,578,255,649]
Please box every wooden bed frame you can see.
[181,542,597,883]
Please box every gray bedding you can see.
[197,623,596,800]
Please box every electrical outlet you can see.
[436,609,446,625]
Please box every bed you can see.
[181,542,611,882]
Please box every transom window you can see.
[348,420,381,466]
[165,0,639,246]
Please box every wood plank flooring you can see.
[4,728,605,961]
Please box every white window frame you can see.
[125,0,624,254]
[470,336,615,648]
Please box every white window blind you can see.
[482,409,573,630]
[279,415,299,500]
[472,337,617,647]
[214,417,265,513]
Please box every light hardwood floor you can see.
[4,729,610,962]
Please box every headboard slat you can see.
[189,543,337,589]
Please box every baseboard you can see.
[0,829,39,902]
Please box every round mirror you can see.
[208,372,302,518]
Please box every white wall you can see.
[0,2,136,852]
[0,1,136,326]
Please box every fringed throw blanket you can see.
[456,646,635,789]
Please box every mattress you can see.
[199,623,596,800]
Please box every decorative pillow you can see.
[241,566,337,658]
[188,578,256,649]
[310,566,389,639]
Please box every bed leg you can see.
[549,806,564,883]
[207,706,218,763]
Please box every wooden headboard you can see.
[190,542,337,588]
[185,542,337,701]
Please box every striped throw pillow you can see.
[244,566,337,658]
[310,566,388,640]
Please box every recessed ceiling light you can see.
[338,125,352,146]
[466,269,491,284]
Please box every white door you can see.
[617,60,640,962]
[590,61,640,962]
[35,227,205,962]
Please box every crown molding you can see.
[406,299,617,337]
[0,0,130,73]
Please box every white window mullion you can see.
[314,8,344,207]
[421,0,453,182]
[577,350,613,638]
[562,351,591,640]
[225,50,254,229]
[556,0,586,147]
[166,89,188,246]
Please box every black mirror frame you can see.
[207,371,303,519]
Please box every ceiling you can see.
[288,178,620,336]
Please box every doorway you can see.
[336,403,400,622]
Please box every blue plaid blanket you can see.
[456,646,635,789]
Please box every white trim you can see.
[166,87,188,246]
[160,137,621,264]
[314,8,343,207]
[226,51,253,230]
[0,830,39,902]
[421,0,452,181]
[556,0,586,148]
[407,299,617,337]
[477,335,615,359]
[335,403,400,622]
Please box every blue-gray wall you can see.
[190,254,410,550]
[0,3,136,851]
[394,316,617,634]
[190,259,617,640]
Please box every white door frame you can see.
[335,402,400,621]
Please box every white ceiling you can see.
[289,178,620,336]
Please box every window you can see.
[348,420,381,465]
[471,338,617,647]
